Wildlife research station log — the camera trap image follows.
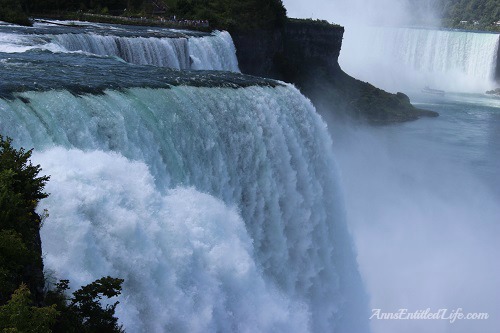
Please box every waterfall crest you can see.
[52,31,239,71]
[341,27,500,92]
[0,25,239,71]
[0,85,368,333]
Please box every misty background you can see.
[283,0,441,27]
[282,0,500,332]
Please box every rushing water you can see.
[3,18,498,333]
[335,26,500,333]
[0,22,368,333]
[341,26,500,93]
[0,21,239,71]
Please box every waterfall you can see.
[52,31,239,71]
[0,21,367,332]
[0,85,368,333]
[341,26,500,92]
[0,27,239,71]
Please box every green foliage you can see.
[0,135,48,304]
[438,0,500,31]
[173,0,287,31]
[22,0,130,14]
[0,135,48,249]
[0,230,31,301]
[287,17,340,27]
[0,137,48,240]
[0,169,39,240]
[0,0,31,26]
[46,277,125,333]
[0,136,49,209]
[0,284,59,333]
[21,0,169,16]
[8,0,287,30]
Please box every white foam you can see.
[0,85,370,332]
[35,148,309,333]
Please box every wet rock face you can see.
[283,20,344,71]
[232,19,438,124]
[231,29,284,79]
[231,20,344,80]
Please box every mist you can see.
[282,0,440,28]
[283,0,500,93]
[282,1,500,333]
[340,27,500,93]
[329,115,500,333]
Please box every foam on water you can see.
[0,85,368,333]
[35,148,310,333]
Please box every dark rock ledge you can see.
[231,18,439,125]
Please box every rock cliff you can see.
[232,19,438,124]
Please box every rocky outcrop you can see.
[228,28,284,79]
[282,19,344,73]
[486,88,500,95]
[232,19,438,124]
[232,19,344,79]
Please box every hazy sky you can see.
[281,0,436,27]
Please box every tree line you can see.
[0,0,287,31]
[1,0,498,31]
[438,0,500,30]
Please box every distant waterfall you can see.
[0,28,239,71]
[52,31,240,71]
[341,27,500,92]
[0,84,368,333]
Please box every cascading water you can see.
[341,26,500,92]
[0,23,367,333]
[51,31,239,70]
[0,22,239,71]
[0,85,368,333]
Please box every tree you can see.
[46,277,125,333]
[437,0,500,31]
[0,284,58,333]
[0,0,31,26]
[0,135,49,305]
[172,0,287,31]
[0,229,31,302]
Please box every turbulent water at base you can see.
[0,22,239,71]
[341,27,500,92]
[330,91,500,333]
[0,22,367,333]
[331,20,500,333]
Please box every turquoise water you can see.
[0,22,368,333]
[2,19,498,333]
